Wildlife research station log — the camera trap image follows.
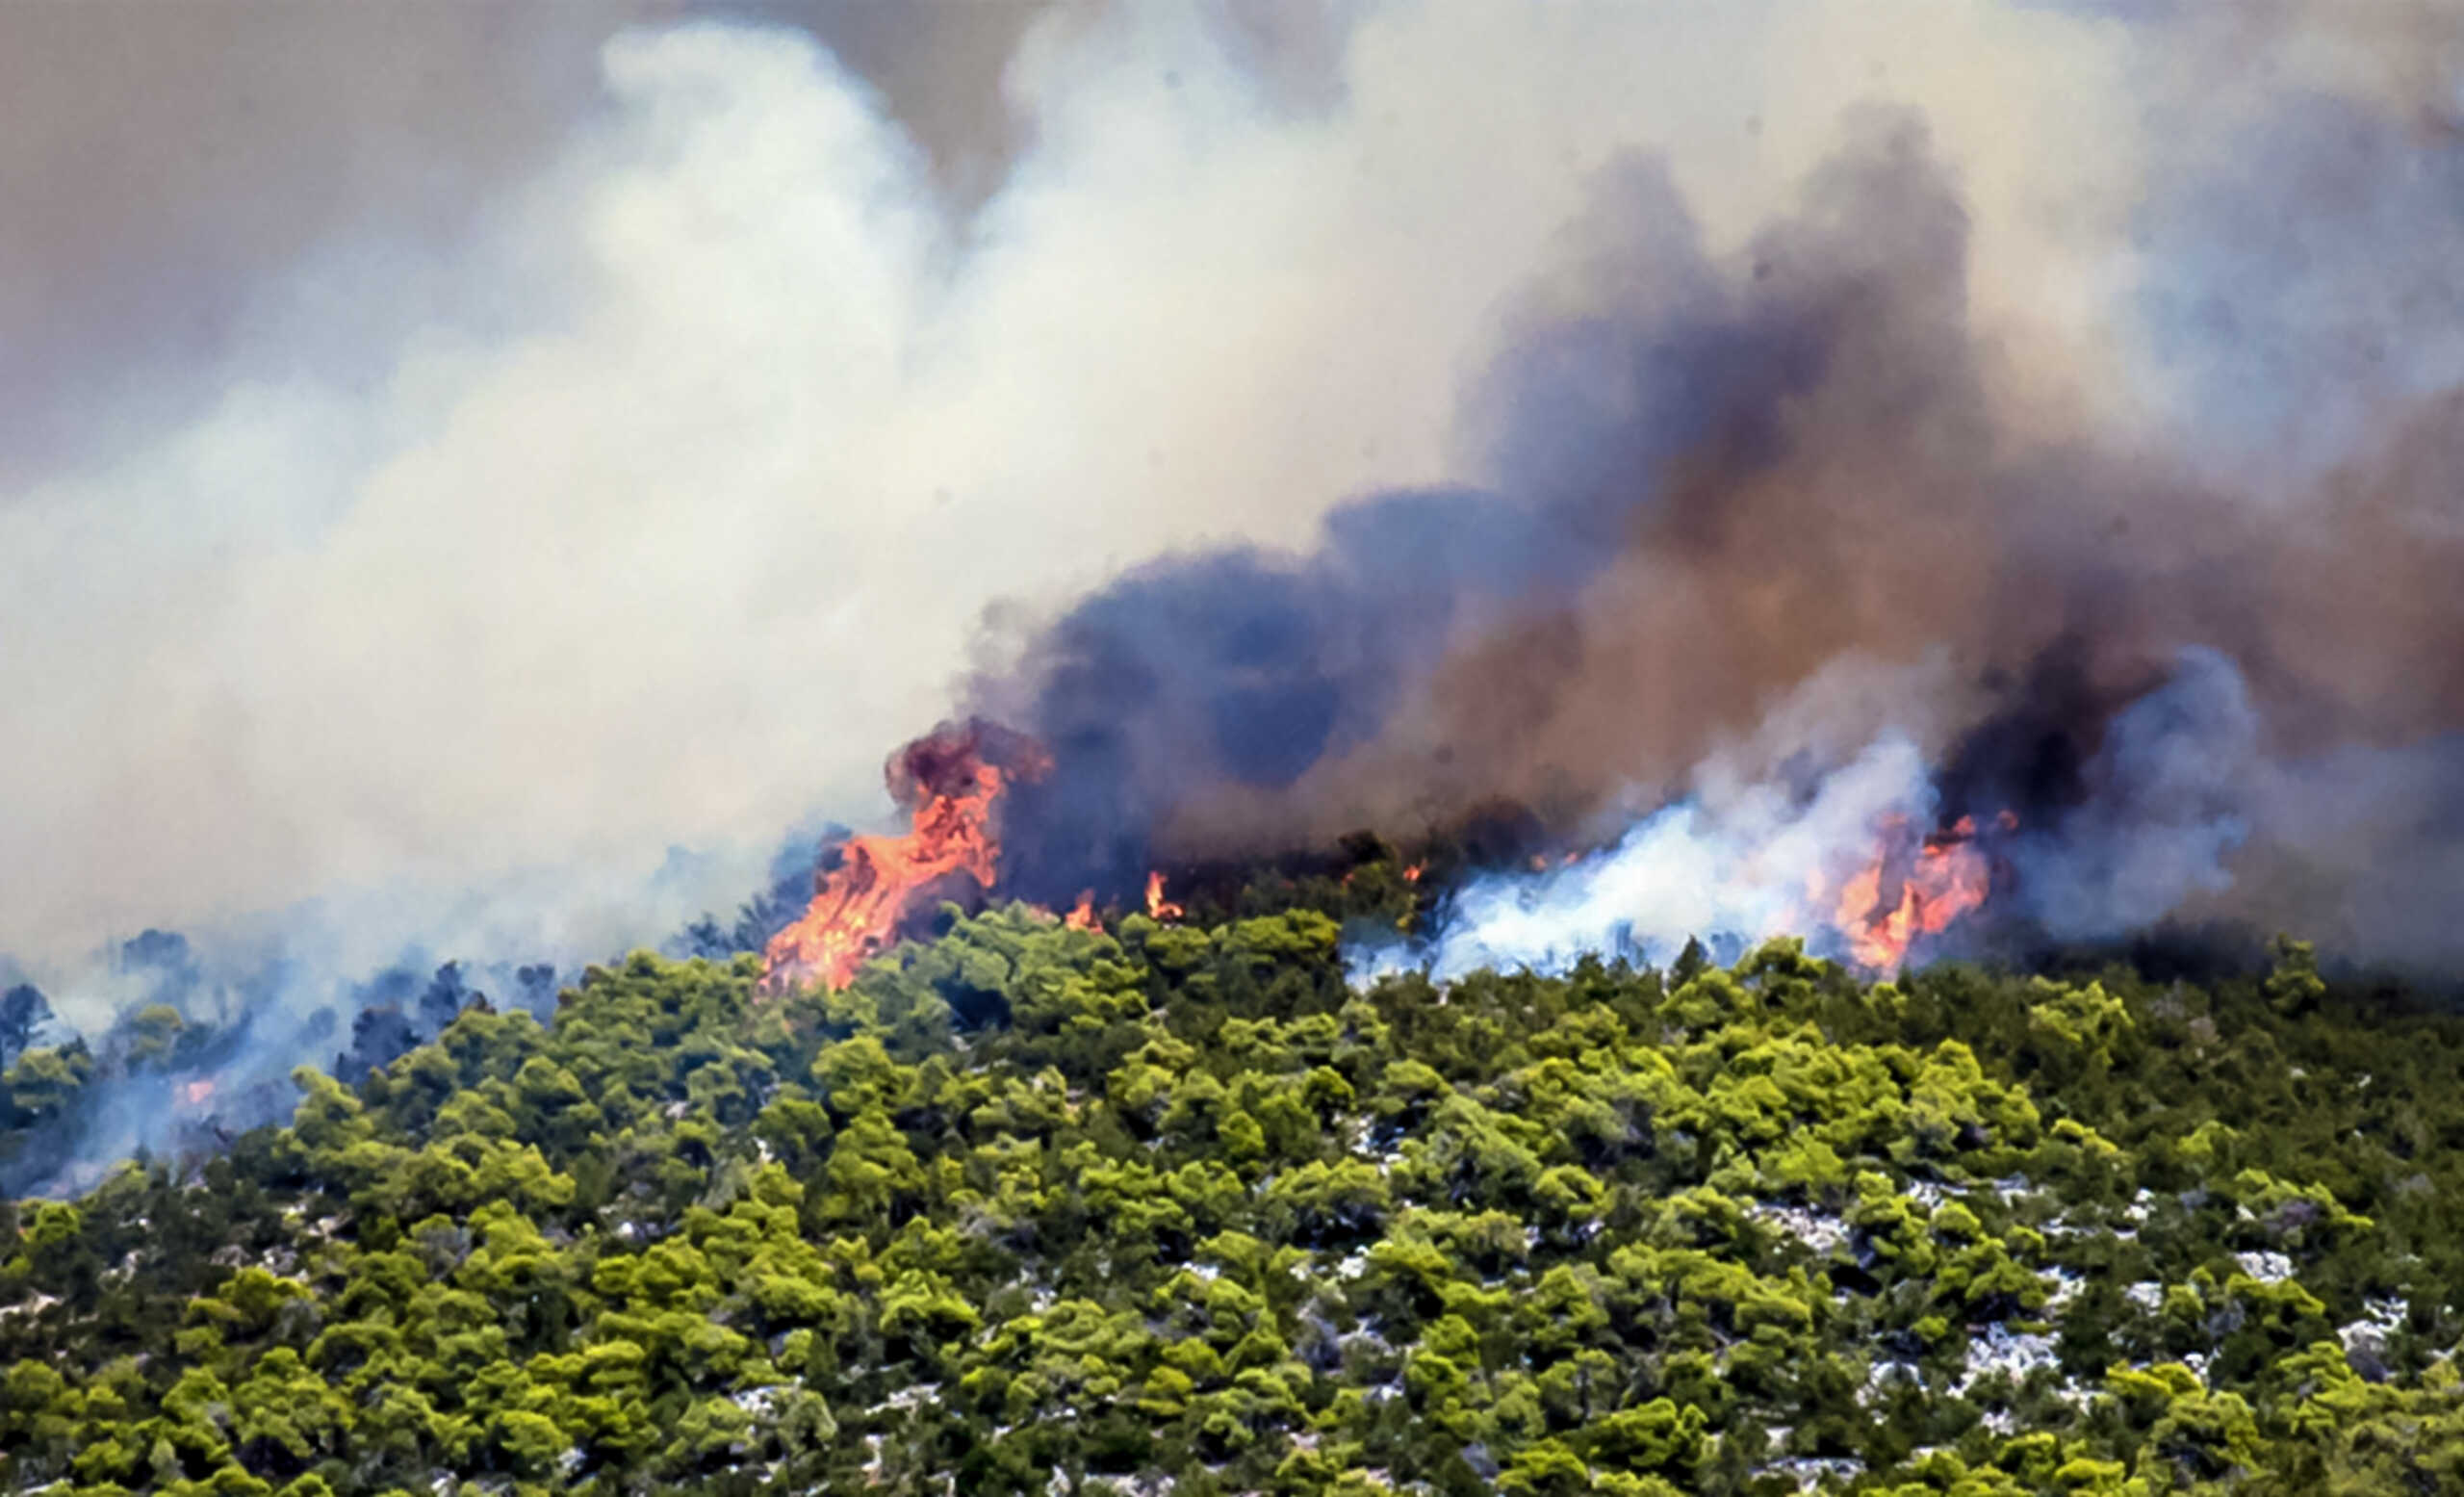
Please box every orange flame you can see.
[179,1078,217,1108]
[761,721,1051,994]
[1402,864,1424,884]
[1145,870,1184,921]
[1829,813,1992,969]
[1063,891,1100,931]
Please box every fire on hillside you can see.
[757,717,2032,994]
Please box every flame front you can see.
[761,721,1051,994]
[1827,814,1992,969]
[1145,871,1183,921]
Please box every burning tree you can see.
[760,719,1052,994]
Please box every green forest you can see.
[5,860,2464,1496]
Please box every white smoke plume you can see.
[1366,647,2272,987]
[2,0,2458,1188]
[0,2,2152,1004]
[1387,733,1945,983]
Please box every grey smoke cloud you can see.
[974,7,2464,977]
[0,2,624,487]
[2,0,2455,1032]
[0,1,1080,483]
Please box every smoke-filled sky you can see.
[4,1,2460,1014]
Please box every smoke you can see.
[969,8,2464,976]
[1,3,2157,992]
[2122,3,2464,488]
[7,3,1800,983]
[0,0,1070,487]
[1378,731,1948,981]
[1364,645,2270,982]
[4,0,2463,1175]
[2009,647,2258,942]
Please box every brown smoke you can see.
[979,87,2464,969]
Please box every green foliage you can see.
[4,897,2463,1495]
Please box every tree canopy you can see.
[6,874,2464,1495]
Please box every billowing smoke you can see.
[967,22,2464,976]
[2007,648,2258,944]
[6,3,2464,1184]
[11,2,1799,982]
[1368,732,1949,981]
[1361,646,2267,979]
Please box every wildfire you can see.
[1145,870,1184,921]
[761,720,1051,994]
[178,1078,216,1109]
[1064,891,1100,931]
[1828,814,1993,970]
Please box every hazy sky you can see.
[1,1,2451,1002]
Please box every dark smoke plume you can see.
[11,6,2464,1197]
[973,101,2464,972]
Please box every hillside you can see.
[6,868,2464,1496]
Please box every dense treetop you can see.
[5,861,2463,1495]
